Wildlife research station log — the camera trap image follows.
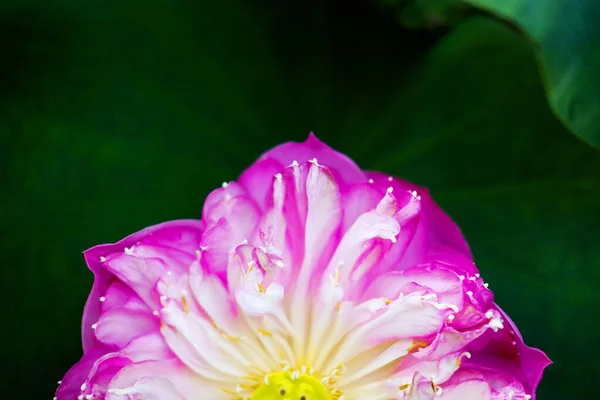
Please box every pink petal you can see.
[103,255,168,310]
[202,182,260,238]
[499,307,551,393]
[327,209,400,285]
[82,220,205,350]
[55,345,110,400]
[94,307,159,348]
[442,379,491,400]
[341,183,384,233]
[107,377,186,400]
[256,133,366,187]
[107,359,217,400]
[199,219,237,276]
[469,306,551,398]
[368,297,445,341]
[80,356,132,399]
[189,261,239,334]
[160,301,246,379]
[120,332,173,361]
[238,157,285,209]
[100,281,148,313]
[414,326,488,361]
[367,173,471,264]
[73,333,173,400]
[296,162,342,292]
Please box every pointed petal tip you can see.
[305,131,327,148]
[254,133,365,186]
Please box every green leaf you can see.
[462,0,600,148]
[0,2,598,399]
[380,0,600,148]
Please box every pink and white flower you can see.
[57,134,549,400]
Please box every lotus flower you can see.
[56,134,549,400]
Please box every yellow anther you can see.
[430,379,439,393]
[407,341,428,353]
[256,282,266,293]
[253,365,267,373]
[333,364,344,376]
[212,320,241,341]
[258,328,273,337]
[240,383,260,390]
[245,372,265,380]
[181,296,189,313]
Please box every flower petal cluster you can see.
[57,134,549,400]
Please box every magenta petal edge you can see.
[57,133,550,400]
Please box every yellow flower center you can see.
[251,372,332,400]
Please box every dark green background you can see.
[1,1,599,398]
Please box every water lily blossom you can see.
[57,134,549,400]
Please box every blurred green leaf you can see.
[0,1,598,399]
[463,0,600,148]
[385,0,600,148]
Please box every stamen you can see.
[456,352,471,367]
[407,341,428,353]
[258,328,272,337]
[181,296,189,313]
